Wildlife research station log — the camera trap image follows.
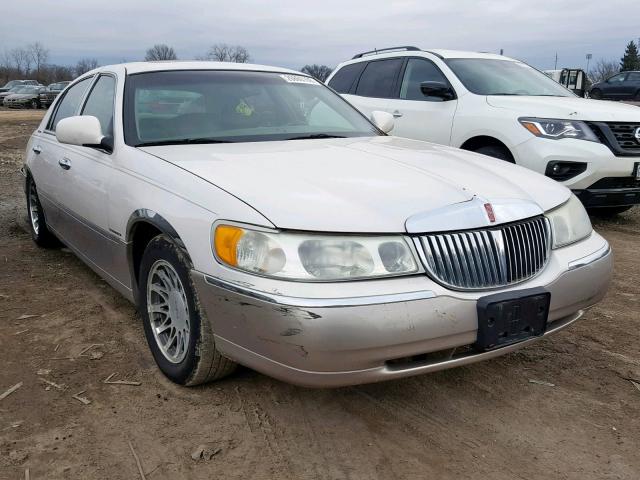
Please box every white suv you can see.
[327,46,640,216]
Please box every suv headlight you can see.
[519,117,599,142]
[213,223,419,281]
[545,194,592,248]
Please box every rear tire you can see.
[472,144,515,163]
[26,176,60,248]
[138,234,237,386]
[590,89,602,100]
[588,205,634,217]
[30,99,39,109]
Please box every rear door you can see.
[623,72,640,98]
[603,73,628,99]
[387,57,457,144]
[338,58,404,119]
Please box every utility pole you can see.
[586,53,592,72]
[554,52,558,70]
[499,48,504,55]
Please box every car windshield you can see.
[445,58,574,97]
[49,83,67,90]
[14,86,37,94]
[3,80,22,89]
[123,70,380,146]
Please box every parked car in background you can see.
[4,85,46,109]
[22,61,612,387]
[39,81,71,108]
[589,71,640,100]
[327,47,640,216]
[0,79,40,93]
[0,86,22,104]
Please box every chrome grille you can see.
[416,216,551,290]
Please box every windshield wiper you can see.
[136,138,236,147]
[285,134,347,140]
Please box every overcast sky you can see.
[1,0,638,71]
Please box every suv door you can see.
[340,58,404,119]
[603,73,628,99]
[53,74,117,276]
[389,57,457,144]
[623,72,640,99]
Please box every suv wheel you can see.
[26,176,59,247]
[473,144,515,163]
[138,234,237,386]
[590,89,602,99]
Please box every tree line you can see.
[588,40,640,83]
[1,42,334,86]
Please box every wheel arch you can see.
[126,209,186,302]
[459,135,515,162]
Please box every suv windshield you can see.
[446,59,573,97]
[124,70,380,146]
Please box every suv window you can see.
[355,59,403,98]
[48,77,93,131]
[608,73,626,83]
[400,58,451,101]
[81,75,116,136]
[328,63,366,94]
[627,72,640,82]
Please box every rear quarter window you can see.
[354,58,404,98]
[328,63,366,94]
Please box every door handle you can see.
[32,145,42,154]
[58,157,72,170]
[392,110,403,118]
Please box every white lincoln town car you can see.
[22,62,612,387]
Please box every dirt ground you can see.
[1,109,639,480]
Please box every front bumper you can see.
[513,137,640,207]
[192,233,612,387]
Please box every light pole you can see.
[586,53,592,73]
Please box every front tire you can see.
[30,99,39,109]
[138,234,236,386]
[26,176,59,248]
[472,144,515,163]
[590,89,602,100]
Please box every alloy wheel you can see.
[28,182,40,235]
[146,259,191,363]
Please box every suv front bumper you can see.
[192,232,612,387]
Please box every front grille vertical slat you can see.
[418,216,551,290]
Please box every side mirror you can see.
[56,116,107,149]
[370,110,394,134]
[420,81,455,100]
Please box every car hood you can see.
[486,95,640,121]
[6,94,34,100]
[140,136,570,233]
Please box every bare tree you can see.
[300,64,333,82]
[589,59,619,83]
[10,47,32,76]
[28,42,49,81]
[75,58,99,76]
[201,44,250,63]
[145,44,177,61]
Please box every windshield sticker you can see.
[280,74,319,85]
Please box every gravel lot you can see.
[1,109,639,480]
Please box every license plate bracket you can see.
[475,287,550,351]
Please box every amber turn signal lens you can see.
[214,225,245,266]
[521,122,541,136]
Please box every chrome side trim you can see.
[568,243,611,271]
[201,273,436,308]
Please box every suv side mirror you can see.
[370,111,394,134]
[56,115,110,150]
[420,81,455,100]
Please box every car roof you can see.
[85,61,303,76]
[339,47,516,68]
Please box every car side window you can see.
[355,59,403,98]
[328,63,366,94]
[400,58,451,101]
[81,75,116,137]
[608,73,626,83]
[47,77,93,131]
[627,72,640,82]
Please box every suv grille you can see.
[415,216,551,290]
[607,123,640,152]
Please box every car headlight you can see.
[213,223,419,281]
[545,194,592,248]
[519,117,599,142]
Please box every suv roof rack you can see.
[352,46,421,59]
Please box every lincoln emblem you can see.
[484,203,496,222]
